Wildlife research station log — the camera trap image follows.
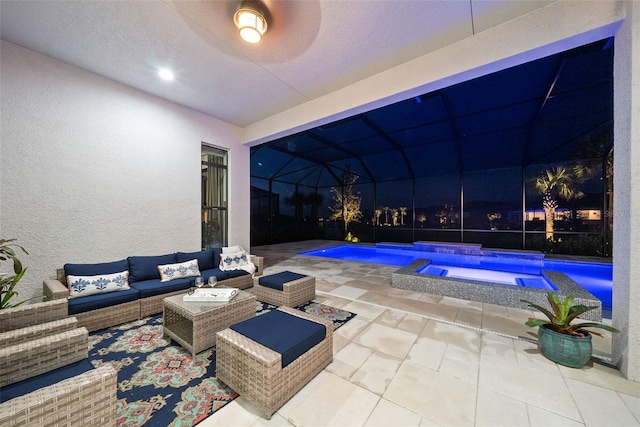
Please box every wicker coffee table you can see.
[163,290,256,355]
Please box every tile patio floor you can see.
[200,240,640,427]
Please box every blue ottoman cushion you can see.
[0,359,94,403]
[258,271,307,291]
[230,309,326,368]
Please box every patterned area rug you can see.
[88,301,356,426]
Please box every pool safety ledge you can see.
[392,259,602,322]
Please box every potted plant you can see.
[520,292,619,368]
[0,238,30,309]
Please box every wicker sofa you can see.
[43,248,264,332]
[0,300,117,426]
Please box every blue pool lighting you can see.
[301,243,612,315]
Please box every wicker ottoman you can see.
[252,271,315,307]
[216,306,333,419]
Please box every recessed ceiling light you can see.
[158,68,174,81]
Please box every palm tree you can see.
[399,207,407,225]
[382,206,390,225]
[568,131,613,255]
[391,208,399,226]
[533,166,584,240]
[304,192,323,221]
[374,208,382,226]
[487,213,501,229]
[284,191,306,225]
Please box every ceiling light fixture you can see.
[233,1,268,44]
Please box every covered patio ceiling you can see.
[250,38,614,188]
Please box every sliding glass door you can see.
[202,144,227,249]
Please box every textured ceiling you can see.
[0,0,554,127]
[4,0,610,190]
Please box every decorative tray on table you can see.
[182,288,238,302]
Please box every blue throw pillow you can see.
[64,259,129,277]
[176,249,215,271]
[128,254,177,283]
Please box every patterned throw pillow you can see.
[219,250,256,274]
[67,271,130,298]
[220,250,249,270]
[157,259,200,282]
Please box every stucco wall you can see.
[0,40,247,302]
[613,0,640,382]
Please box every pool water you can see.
[420,264,555,290]
[301,244,613,312]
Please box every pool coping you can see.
[392,259,602,321]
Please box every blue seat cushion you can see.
[200,268,230,282]
[130,277,192,298]
[176,249,216,271]
[128,254,177,283]
[230,309,326,368]
[1,359,94,403]
[258,271,307,291]
[64,259,129,277]
[226,269,251,279]
[67,287,139,315]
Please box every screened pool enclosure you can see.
[250,38,614,257]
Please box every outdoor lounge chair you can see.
[0,301,116,426]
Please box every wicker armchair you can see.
[0,316,78,348]
[0,364,117,427]
[0,299,67,333]
[0,314,117,426]
[0,327,89,387]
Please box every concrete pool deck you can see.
[201,240,639,427]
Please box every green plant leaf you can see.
[548,292,573,321]
[546,292,561,317]
[568,322,620,333]
[525,319,549,328]
[12,257,23,274]
[520,299,556,322]
[0,238,30,308]
[565,304,597,323]
[522,292,619,338]
[0,268,27,309]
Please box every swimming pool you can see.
[301,243,612,314]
